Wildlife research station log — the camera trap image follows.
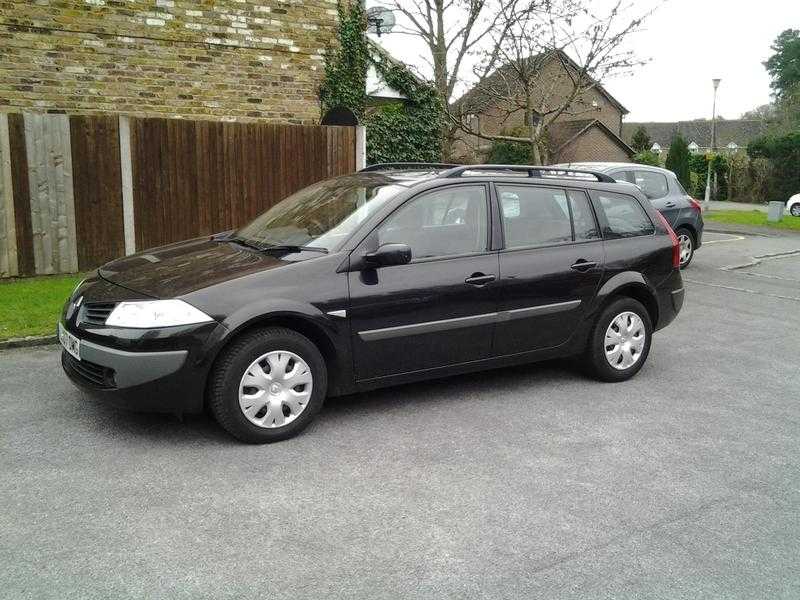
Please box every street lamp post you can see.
[703,78,721,210]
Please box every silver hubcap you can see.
[791,205,800,217]
[605,311,646,370]
[238,350,313,428]
[678,233,692,264]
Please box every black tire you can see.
[208,327,327,443]
[584,297,652,383]
[675,226,695,269]
[790,204,800,217]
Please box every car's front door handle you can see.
[665,201,677,208]
[570,260,598,272]
[465,273,496,286]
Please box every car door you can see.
[348,184,499,381]
[492,184,604,356]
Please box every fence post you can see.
[0,113,19,277]
[119,115,136,255]
[24,113,78,275]
[355,125,366,171]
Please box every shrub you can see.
[748,132,800,202]
[633,150,660,166]
[630,126,652,153]
[487,140,532,164]
[665,134,691,191]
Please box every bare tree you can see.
[385,0,543,158]
[453,0,650,164]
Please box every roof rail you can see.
[360,162,461,172]
[439,164,617,184]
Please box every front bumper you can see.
[60,324,217,414]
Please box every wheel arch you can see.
[205,311,350,402]
[595,273,659,329]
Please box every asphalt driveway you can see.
[2,232,799,599]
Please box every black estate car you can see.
[60,164,685,443]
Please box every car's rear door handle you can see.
[465,273,496,286]
[570,260,597,272]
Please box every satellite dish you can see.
[367,6,395,37]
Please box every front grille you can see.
[63,352,116,389]
[79,302,116,326]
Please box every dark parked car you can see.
[60,164,685,443]
[552,162,704,268]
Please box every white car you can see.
[788,193,800,217]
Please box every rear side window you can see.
[497,186,599,249]
[634,170,669,199]
[596,192,654,239]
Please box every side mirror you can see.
[363,243,412,268]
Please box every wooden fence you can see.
[0,113,359,278]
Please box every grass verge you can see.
[706,210,800,231]
[0,274,82,341]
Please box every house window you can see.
[464,113,480,131]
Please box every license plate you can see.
[59,323,81,361]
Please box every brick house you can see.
[0,0,338,122]
[451,50,634,164]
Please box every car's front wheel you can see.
[675,227,695,268]
[790,203,800,217]
[208,327,327,443]
[585,297,652,382]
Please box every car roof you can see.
[357,163,631,189]
[552,161,677,177]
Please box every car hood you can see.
[99,237,294,298]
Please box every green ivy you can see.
[320,2,368,119]
[320,2,443,164]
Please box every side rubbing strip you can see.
[358,299,581,341]
[358,312,497,342]
[500,299,581,321]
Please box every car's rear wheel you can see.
[585,297,652,382]
[790,204,800,217]
[675,227,695,268]
[208,327,327,443]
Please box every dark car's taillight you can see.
[656,211,680,269]
[689,198,702,213]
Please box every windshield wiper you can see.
[260,244,329,254]
[224,236,327,254]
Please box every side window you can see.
[597,192,654,239]
[377,186,488,259]
[498,186,572,248]
[634,170,669,199]
[611,170,635,184]
[568,190,601,241]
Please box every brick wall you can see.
[0,0,338,123]
[554,126,630,164]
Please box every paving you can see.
[1,232,799,599]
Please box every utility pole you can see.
[703,78,721,210]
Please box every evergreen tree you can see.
[665,133,691,191]
[630,126,652,153]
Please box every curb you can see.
[704,223,800,238]
[0,335,58,350]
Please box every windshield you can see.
[235,177,404,252]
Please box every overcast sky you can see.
[373,0,800,122]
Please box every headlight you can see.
[105,299,214,328]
